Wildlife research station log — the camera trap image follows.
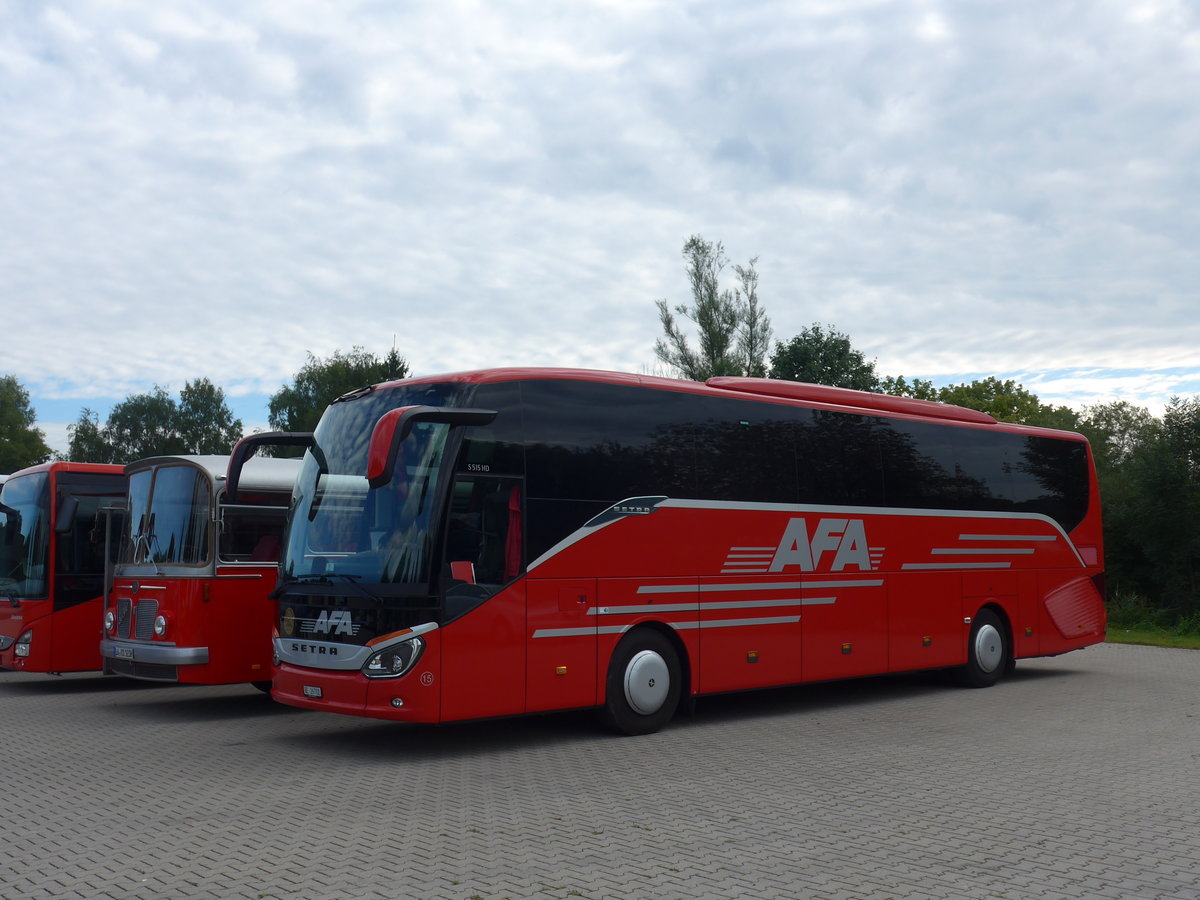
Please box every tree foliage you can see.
[654,236,772,381]
[769,324,880,391]
[64,379,243,463]
[0,374,52,472]
[934,376,1078,427]
[878,375,938,400]
[268,347,409,434]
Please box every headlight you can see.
[14,630,32,658]
[104,611,116,633]
[153,615,168,637]
[362,636,425,679]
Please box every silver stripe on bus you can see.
[959,533,1059,541]
[532,625,630,638]
[636,579,882,594]
[901,562,1013,570]
[588,603,699,616]
[930,548,1036,555]
[674,616,802,630]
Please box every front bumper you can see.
[100,639,209,666]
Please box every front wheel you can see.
[955,609,1008,688]
[601,630,683,735]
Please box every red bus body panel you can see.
[0,462,125,674]
[105,569,278,684]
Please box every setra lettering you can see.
[291,643,339,656]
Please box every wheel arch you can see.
[609,620,693,704]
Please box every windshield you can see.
[120,465,212,566]
[0,473,50,598]
[281,383,467,586]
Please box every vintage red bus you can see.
[99,454,300,688]
[0,462,127,673]
[244,369,1105,734]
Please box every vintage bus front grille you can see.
[107,659,178,681]
[117,599,132,638]
[134,600,158,640]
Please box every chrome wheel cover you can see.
[624,649,670,715]
[974,623,1004,673]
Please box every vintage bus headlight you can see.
[103,611,116,634]
[14,630,33,658]
[153,615,168,637]
[362,636,425,679]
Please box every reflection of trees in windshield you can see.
[0,474,49,595]
[120,467,210,566]
[284,419,451,585]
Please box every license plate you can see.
[112,646,135,660]
[302,685,323,699]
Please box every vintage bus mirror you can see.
[226,432,315,503]
[366,406,498,489]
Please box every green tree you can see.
[65,408,118,464]
[1076,401,1158,476]
[654,236,771,381]
[0,374,52,472]
[103,386,185,461]
[769,324,879,391]
[877,375,939,400]
[176,378,243,455]
[64,380,245,463]
[268,347,409,434]
[936,376,1075,427]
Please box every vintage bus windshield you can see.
[121,466,211,566]
[281,382,466,586]
[0,473,50,598]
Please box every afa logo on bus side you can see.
[769,517,873,572]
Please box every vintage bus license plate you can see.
[112,646,135,660]
[302,685,323,699]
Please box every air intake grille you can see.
[134,599,159,640]
[117,599,132,638]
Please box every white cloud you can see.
[3,0,1199,456]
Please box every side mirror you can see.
[226,432,315,503]
[367,407,498,488]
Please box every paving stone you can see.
[1,643,1198,898]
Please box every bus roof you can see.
[366,367,1084,440]
[125,455,301,493]
[2,460,126,480]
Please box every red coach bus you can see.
[0,462,127,673]
[99,455,300,688]
[243,369,1105,734]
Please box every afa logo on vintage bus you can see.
[723,517,881,574]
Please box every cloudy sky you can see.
[4,0,1199,454]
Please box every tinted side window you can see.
[456,381,525,477]
[796,409,884,507]
[877,418,1090,531]
[522,381,697,502]
[692,397,800,504]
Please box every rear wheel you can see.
[601,630,682,735]
[956,609,1008,688]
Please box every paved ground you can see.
[1,642,1198,900]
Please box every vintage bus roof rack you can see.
[706,377,998,425]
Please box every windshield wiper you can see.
[275,571,388,605]
[289,573,363,583]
